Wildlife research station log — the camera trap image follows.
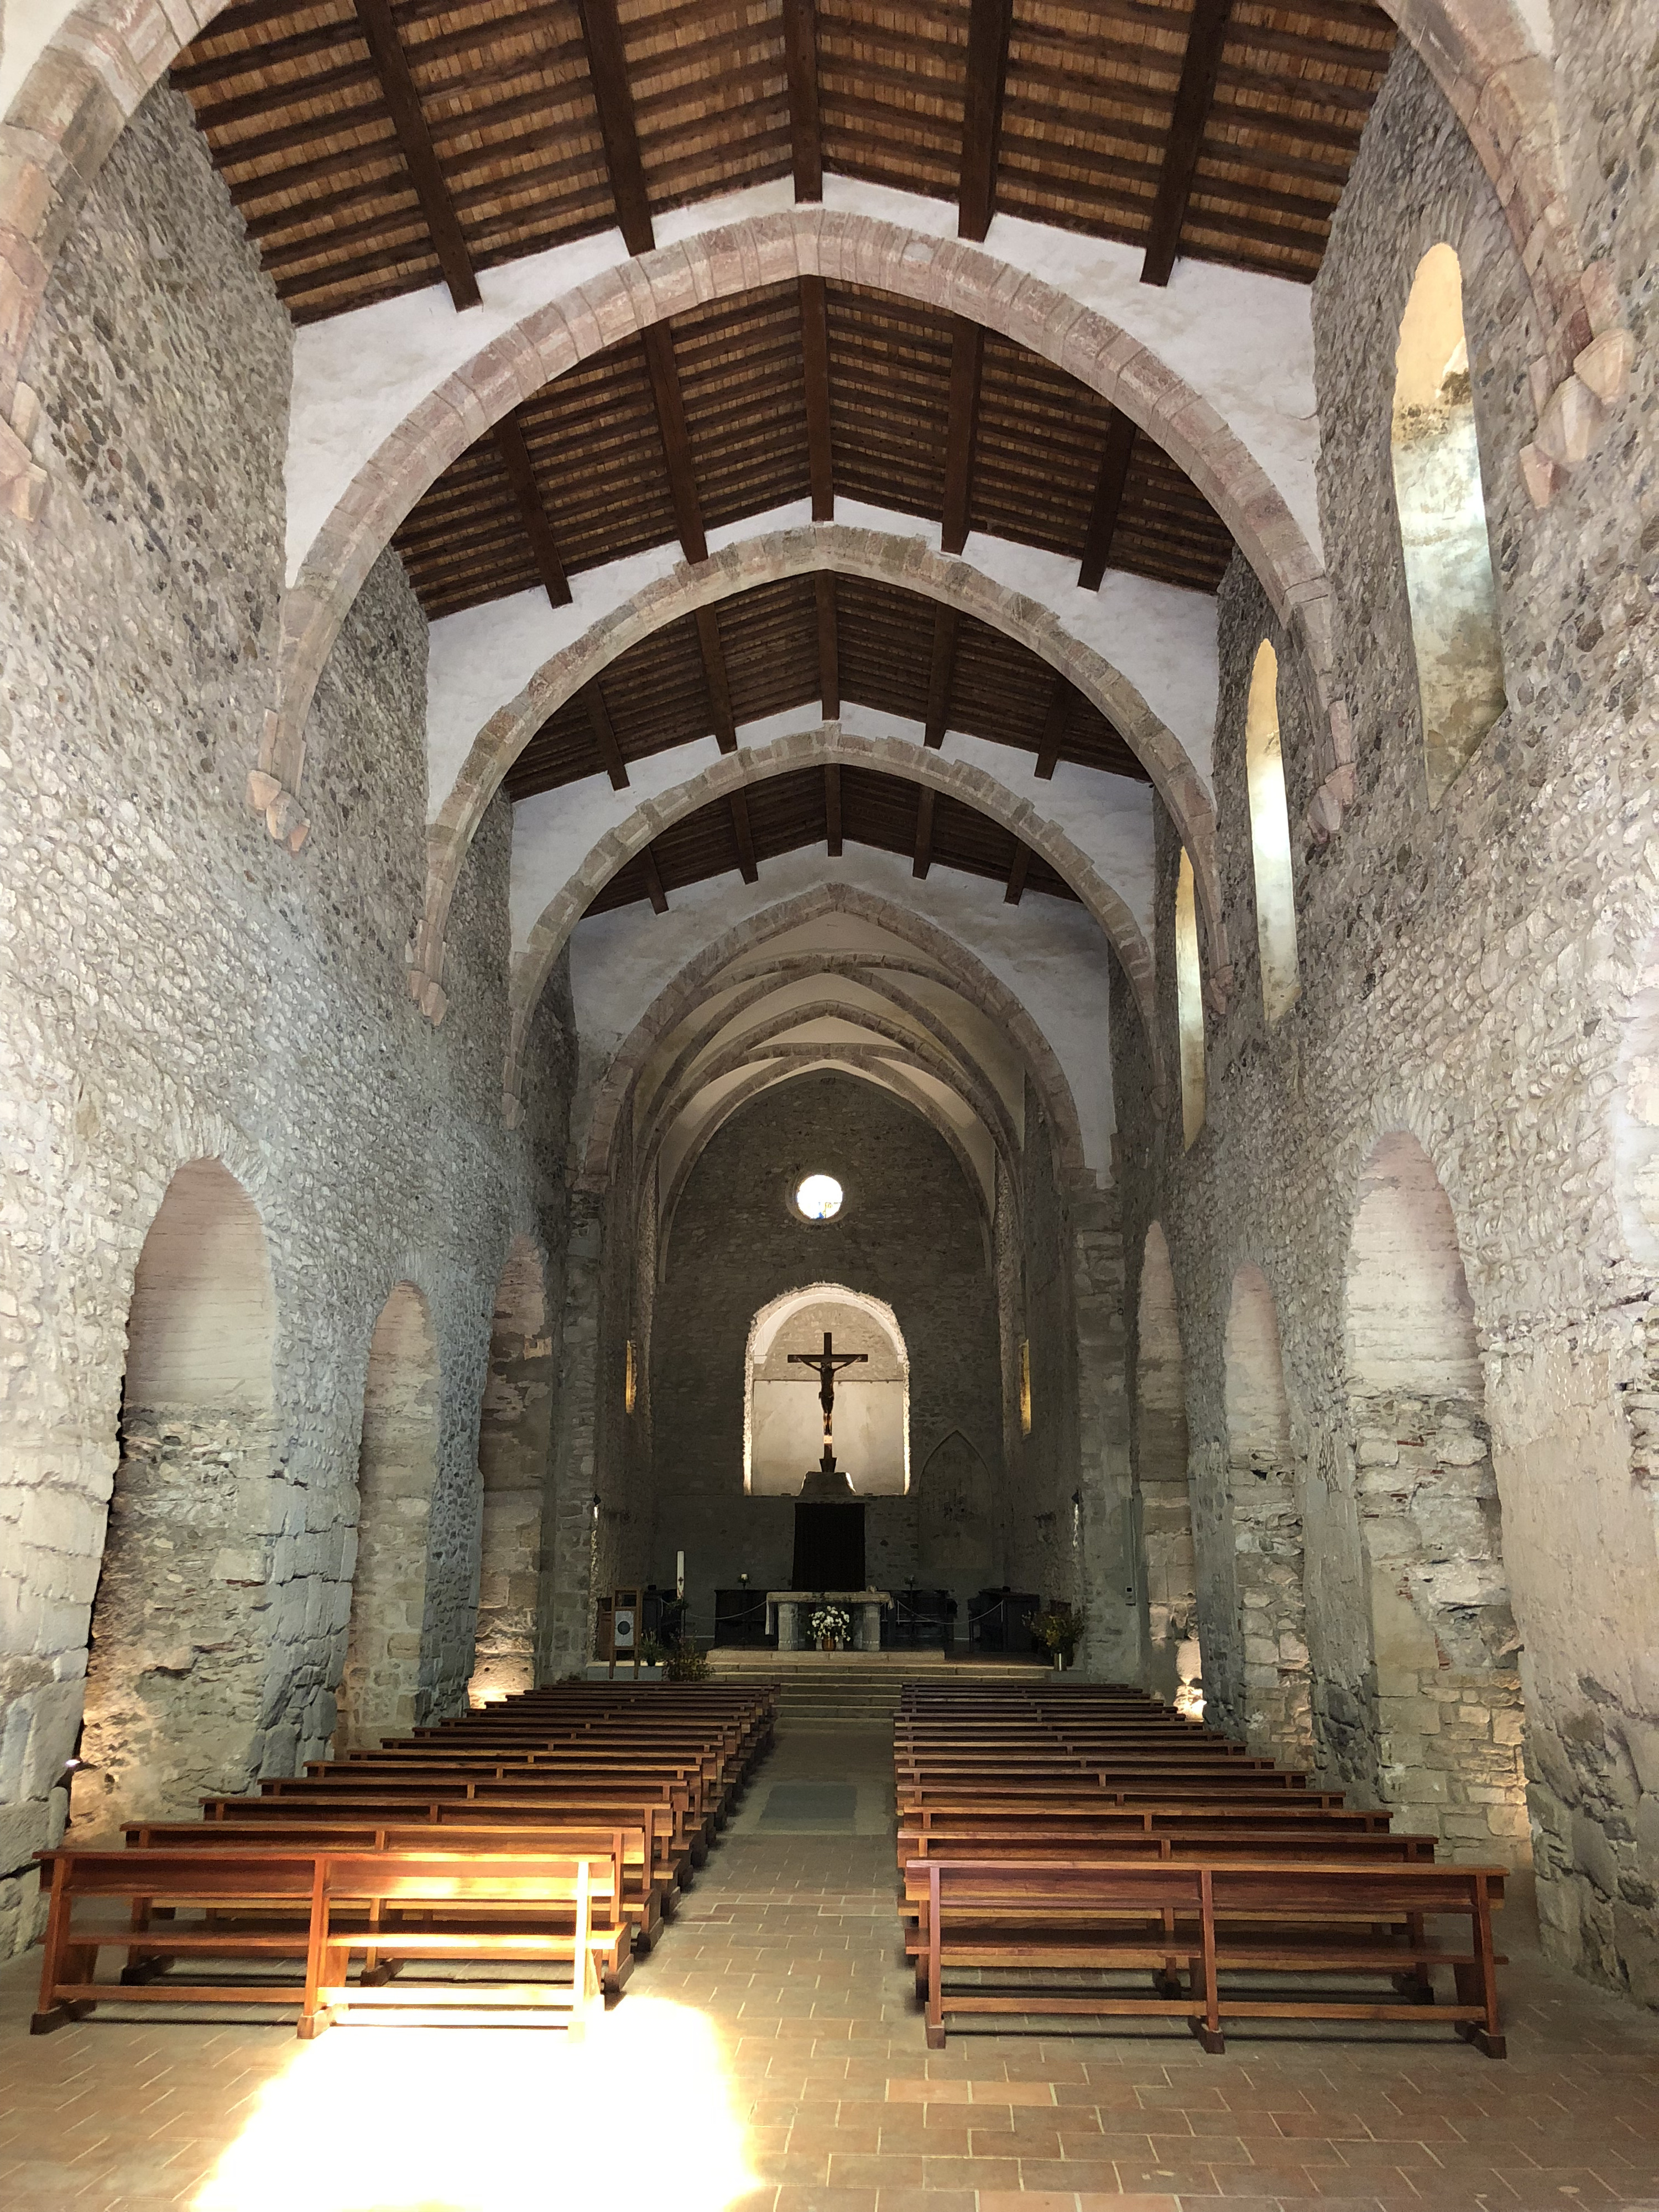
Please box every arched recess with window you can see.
[1133,1224,1201,1715]
[339,1282,441,1751]
[1223,1265,1312,1763]
[745,1284,910,1497]
[1175,851,1207,1147]
[468,1236,554,1706]
[1244,642,1300,1022]
[80,1159,279,1833]
[1344,1134,1529,1862]
[1391,243,1507,805]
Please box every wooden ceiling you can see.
[506,570,1148,799]
[586,760,1081,915]
[175,0,1396,324]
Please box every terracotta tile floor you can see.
[2,1719,1657,2212]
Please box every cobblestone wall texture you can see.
[1113,39,1659,2006]
[0,88,574,1954]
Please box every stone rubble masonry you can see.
[0,86,574,1955]
[1112,39,1659,2007]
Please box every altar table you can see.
[765,1590,891,1652]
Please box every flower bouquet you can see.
[810,1602,852,1651]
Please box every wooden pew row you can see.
[916,1857,1507,2057]
[260,1760,719,1848]
[896,1798,1399,1873]
[32,1846,620,2038]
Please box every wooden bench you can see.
[916,1856,1507,2056]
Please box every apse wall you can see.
[645,1071,1003,1623]
[0,88,576,1954]
[1112,44,1659,2007]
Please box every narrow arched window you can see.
[1245,641,1299,1024]
[1175,850,1206,1147]
[1390,244,1506,804]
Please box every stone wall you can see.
[1112,40,1659,2002]
[0,87,574,1952]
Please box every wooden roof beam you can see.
[352,0,479,310]
[583,681,629,791]
[1004,841,1031,905]
[783,0,822,202]
[825,762,843,855]
[643,324,709,566]
[912,786,936,879]
[642,843,669,914]
[693,606,737,752]
[924,608,958,749]
[1078,409,1138,591]
[494,411,571,609]
[940,320,984,555]
[1034,673,1071,781]
[801,275,834,520]
[1141,0,1235,286]
[816,573,840,717]
[729,790,760,883]
[958,0,1013,242]
[575,0,654,255]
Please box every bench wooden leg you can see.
[1188,2018,1226,2054]
[119,1955,168,1986]
[1454,2018,1508,2059]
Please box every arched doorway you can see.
[1223,1264,1312,1762]
[1344,1133,1528,1861]
[338,1282,440,1751]
[80,1159,278,1832]
[744,1285,909,1497]
[468,1237,554,1706]
[1134,1225,1201,1714]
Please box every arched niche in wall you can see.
[81,1158,278,1832]
[339,1282,440,1750]
[1223,1264,1312,1763]
[1391,243,1506,806]
[1134,1224,1201,1716]
[915,1429,997,1598]
[1344,1133,1529,1862]
[1175,851,1206,1147]
[468,1237,553,1707]
[745,1285,909,1497]
[1244,641,1300,1024]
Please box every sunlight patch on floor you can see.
[192,1998,756,2212]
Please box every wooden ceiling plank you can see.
[825,761,843,855]
[924,606,958,749]
[493,410,572,607]
[641,843,670,914]
[1141,0,1237,286]
[1034,672,1072,781]
[940,317,984,555]
[729,790,760,883]
[583,681,629,790]
[816,572,840,718]
[351,0,480,311]
[1078,408,1138,591]
[957,0,1013,240]
[574,0,656,255]
[912,785,937,880]
[800,274,834,520]
[783,0,823,199]
[693,604,738,752]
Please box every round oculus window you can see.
[794,1173,844,1222]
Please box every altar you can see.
[766,1590,891,1652]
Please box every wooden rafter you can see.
[1034,673,1071,781]
[1078,411,1138,591]
[642,842,669,914]
[825,762,842,855]
[351,0,479,310]
[574,0,654,257]
[729,790,760,883]
[941,321,984,557]
[816,573,839,717]
[783,0,823,202]
[958,0,1014,243]
[800,276,834,520]
[912,786,936,879]
[642,324,708,567]
[584,682,628,791]
[924,608,958,750]
[1142,0,1236,286]
[1004,840,1031,905]
[494,412,570,608]
[693,606,737,753]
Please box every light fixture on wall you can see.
[1071,1488,1083,1545]
[624,1338,638,1415]
[1019,1340,1032,1436]
[591,1492,601,1527]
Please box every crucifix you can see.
[788,1330,867,1475]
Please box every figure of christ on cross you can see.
[788,1331,868,1474]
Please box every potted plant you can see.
[664,1638,712,1682]
[1030,1608,1080,1671]
[633,1634,667,1678]
[809,1601,852,1652]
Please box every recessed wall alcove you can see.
[744,1284,909,1497]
